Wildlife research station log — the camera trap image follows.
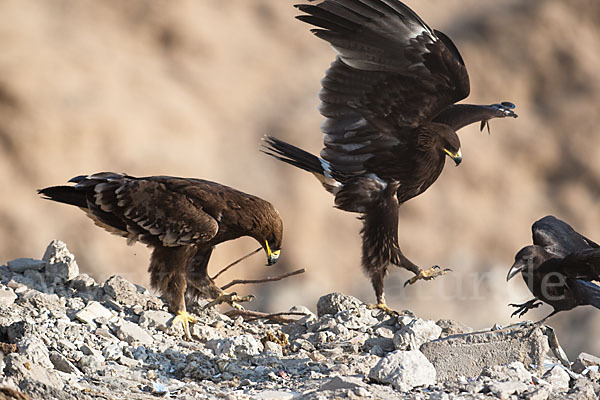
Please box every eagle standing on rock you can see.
[39,172,283,339]
[263,0,517,312]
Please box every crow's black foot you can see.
[404,265,452,287]
[509,299,542,318]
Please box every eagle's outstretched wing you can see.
[297,0,469,174]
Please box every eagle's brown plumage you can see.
[39,172,283,338]
[263,0,517,309]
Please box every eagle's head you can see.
[417,124,462,166]
[440,128,462,166]
[255,203,283,266]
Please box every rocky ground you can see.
[1,242,599,399]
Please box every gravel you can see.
[0,240,599,399]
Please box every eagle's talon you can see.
[367,303,398,316]
[404,265,451,287]
[172,310,196,340]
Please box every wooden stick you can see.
[210,247,262,280]
[224,310,308,323]
[220,268,305,291]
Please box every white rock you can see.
[0,287,18,306]
[74,301,114,327]
[320,376,367,391]
[43,240,79,285]
[252,391,297,399]
[543,365,570,392]
[114,320,154,346]
[368,350,437,392]
[487,381,528,398]
[394,317,442,350]
[206,334,263,360]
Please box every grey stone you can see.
[7,258,46,273]
[74,301,114,327]
[486,381,528,398]
[368,350,436,392]
[364,337,394,353]
[118,355,139,367]
[420,323,549,381]
[191,324,221,342]
[437,319,473,336]
[77,354,102,374]
[114,320,154,346]
[543,365,570,392]
[42,240,79,285]
[481,361,532,383]
[252,391,297,400]
[4,353,64,390]
[0,286,18,306]
[572,352,600,374]
[394,317,442,350]
[263,341,283,356]
[320,376,367,391]
[206,334,264,360]
[103,275,142,306]
[49,351,81,375]
[139,310,173,330]
[316,292,363,317]
[20,337,53,368]
[68,274,97,291]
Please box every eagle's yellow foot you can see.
[172,310,196,340]
[203,292,255,310]
[404,265,452,287]
[367,303,398,316]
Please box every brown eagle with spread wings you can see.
[263,0,517,312]
[39,172,283,338]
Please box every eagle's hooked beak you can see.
[265,240,280,266]
[506,260,526,281]
[444,148,463,166]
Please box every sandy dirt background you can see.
[1,0,599,357]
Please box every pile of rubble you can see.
[0,241,599,399]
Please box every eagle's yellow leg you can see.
[367,303,398,316]
[404,265,452,287]
[203,292,255,310]
[173,310,196,340]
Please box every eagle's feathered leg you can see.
[182,246,255,311]
[149,246,196,340]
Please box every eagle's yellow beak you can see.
[265,240,280,266]
[444,148,462,166]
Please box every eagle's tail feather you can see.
[261,135,327,177]
[38,186,88,209]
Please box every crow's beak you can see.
[507,261,525,281]
[444,148,462,166]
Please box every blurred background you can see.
[1,0,599,357]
